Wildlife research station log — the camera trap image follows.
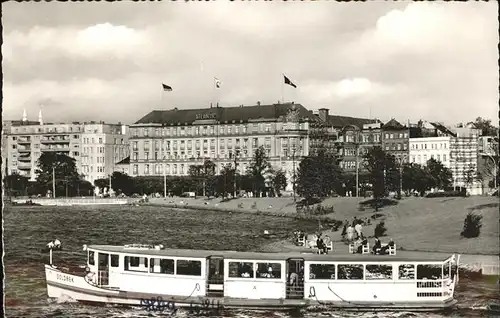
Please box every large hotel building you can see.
[2,111,129,184]
[128,102,338,191]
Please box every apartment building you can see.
[3,112,129,184]
[129,102,325,191]
[451,126,482,194]
[381,119,410,164]
[409,121,454,168]
[337,122,383,173]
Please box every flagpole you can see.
[281,73,284,104]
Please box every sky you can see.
[3,2,498,126]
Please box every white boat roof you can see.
[88,245,451,263]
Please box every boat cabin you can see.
[84,244,457,304]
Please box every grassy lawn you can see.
[320,196,499,255]
[149,195,499,255]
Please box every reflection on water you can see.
[4,205,498,318]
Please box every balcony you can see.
[17,162,32,170]
[18,155,31,162]
[17,147,31,153]
[41,145,70,152]
[41,137,70,143]
[17,138,31,144]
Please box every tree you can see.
[216,163,235,198]
[296,148,343,203]
[363,147,398,210]
[94,178,109,192]
[188,159,216,197]
[246,146,271,197]
[111,172,134,195]
[4,172,29,197]
[402,163,434,196]
[426,158,453,190]
[270,168,287,197]
[469,117,498,136]
[35,152,81,197]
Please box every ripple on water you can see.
[3,205,496,318]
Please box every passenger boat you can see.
[45,244,460,312]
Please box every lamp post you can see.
[233,150,240,198]
[292,145,297,202]
[163,156,167,198]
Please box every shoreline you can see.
[144,197,499,274]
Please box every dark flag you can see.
[284,75,297,88]
[162,83,173,91]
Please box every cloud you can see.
[2,2,498,126]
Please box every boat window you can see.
[417,265,442,280]
[309,264,335,280]
[98,253,109,267]
[150,258,175,274]
[228,262,254,278]
[88,251,95,265]
[111,255,119,267]
[256,262,281,279]
[443,263,450,279]
[365,265,392,280]
[398,264,415,280]
[129,257,140,267]
[337,264,363,280]
[176,260,202,276]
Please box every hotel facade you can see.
[128,102,330,191]
[3,112,129,184]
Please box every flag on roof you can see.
[214,77,222,89]
[162,83,172,91]
[283,75,297,88]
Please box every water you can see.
[3,205,498,318]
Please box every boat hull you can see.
[45,265,457,312]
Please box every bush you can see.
[297,204,334,215]
[460,212,483,238]
[374,221,387,237]
[250,202,257,209]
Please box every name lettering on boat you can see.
[140,296,177,313]
[56,274,74,283]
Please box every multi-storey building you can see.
[381,119,410,164]
[409,121,454,168]
[477,135,498,192]
[450,126,482,194]
[3,112,129,184]
[129,102,324,191]
[337,122,382,173]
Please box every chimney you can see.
[318,108,329,122]
[257,101,261,106]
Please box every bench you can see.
[375,243,397,256]
[297,236,306,247]
[349,243,370,254]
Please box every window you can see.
[99,138,103,144]
[133,164,138,175]
[228,262,254,278]
[150,258,175,274]
[417,264,442,280]
[443,154,447,161]
[176,260,201,276]
[309,264,336,280]
[256,262,281,279]
[111,254,119,267]
[88,251,95,265]
[398,264,415,280]
[337,264,363,280]
[145,164,150,174]
[365,265,392,280]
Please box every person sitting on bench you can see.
[380,238,395,255]
[372,237,381,254]
[356,236,368,254]
[316,234,328,254]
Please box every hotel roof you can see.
[134,103,323,125]
[324,115,379,129]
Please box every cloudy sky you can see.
[3,2,498,126]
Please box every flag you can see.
[284,75,297,88]
[162,83,172,91]
[214,77,222,89]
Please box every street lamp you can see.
[342,125,361,197]
[396,155,407,198]
[233,150,240,198]
[291,145,297,202]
